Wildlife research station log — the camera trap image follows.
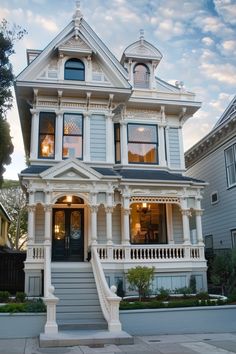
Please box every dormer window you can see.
[133,63,150,88]
[64,58,85,81]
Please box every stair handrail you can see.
[91,246,122,332]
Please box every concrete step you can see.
[58,319,107,331]
[56,305,102,313]
[57,312,105,321]
[53,292,99,299]
[40,330,133,347]
[57,299,100,306]
[52,282,96,290]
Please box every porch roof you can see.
[21,165,204,184]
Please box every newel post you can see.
[107,285,122,332]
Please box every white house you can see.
[15,3,207,337]
[186,96,236,255]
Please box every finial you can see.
[73,0,83,21]
[139,29,144,41]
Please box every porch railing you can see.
[91,246,122,332]
[27,243,44,262]
[96,244,205,262]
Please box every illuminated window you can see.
[63,113,83,159]
[64,58,85,81]
[133,63,150,88]
[130,203,167,244]
[128,124,158,164]
[38,112,55,158]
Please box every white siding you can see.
[169,128,181,168]
[35,204,44,243]
[90,114,106,161]
[186,136,236,249]
[172,204,183,243]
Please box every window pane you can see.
[128,143,157,163]
[39,114,55,134]
[39,135,54,157]
[225,147,234,165]
[128,124,157,142]
[65,68,85,80]
[54,211,65,240]
[64,114,83,135]
[134,64,150,88]
[63,136,82,158]
[227,165,236,186]
[130,203,167,244]
[65,59,84,69]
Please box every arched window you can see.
[64,58,85,81]
[133,63,150,88]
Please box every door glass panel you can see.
[54,211,65,240]
[71,211,81,240]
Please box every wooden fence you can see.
[0,252,26,294]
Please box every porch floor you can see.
[40,329,133,347]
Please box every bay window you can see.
[38,112,55,158]
[63,113,83,159]
[128,123,158,164]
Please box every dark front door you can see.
[52,208,84,261]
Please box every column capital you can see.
[89,205,99,213]
[122,207,130,216]
[30,108,39,115]
[181,209,191,217]
[105,206,113,214]
[27,205,36,212]
[195,209,203,216]
[44,204,52,212]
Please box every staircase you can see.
[51,263,107,331]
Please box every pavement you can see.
[1,332,236,354]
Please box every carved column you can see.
[165,126,170,167]
[120,122,128,165]
[28,205,36,242]
[159,124,167,167]
[181,209,191,244]
[55,111,63,160]
[30,109,39,159]
[44,205,52,242]
[166,204,174,244]
[122,208,130,245]
[105,206,113,245]
[90,205,98,244]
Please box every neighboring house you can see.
[15,4,207,335]
[0,203,11,249]
[185,96,236,255]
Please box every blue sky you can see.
[1,0,236,179]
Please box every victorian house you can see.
[186,96,236,256]
[15,4,207,339]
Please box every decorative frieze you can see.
[130,196,181,205]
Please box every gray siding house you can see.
[185,96,236,254]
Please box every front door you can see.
[52,208,84,261]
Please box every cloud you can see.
[26,10,58,32]
[220,39,236,55]
[214,0,236,25]
[202,36,214,46]
[154,19,185,40]
[200,62,236,85]
[194,15,234,36]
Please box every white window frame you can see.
[231,229,236,248]
[211,191,219,205]
[225,144,236,188]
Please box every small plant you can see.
[156,287,169,301]
[126,266,155,301]
[196,291,209,300]
[175,287,192,297]
[0,291,10,303]
[15,292,26,303]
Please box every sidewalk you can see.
[0,332,236,354]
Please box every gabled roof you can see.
[185,95,236,168]
[214,95,236,128]
[121,37,162,65]
[16,16,130,89]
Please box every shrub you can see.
[0,299,46,313]
[0,291,10,302]
[126,266,155,301]
[174,287,192,297]
[156,287,169,301]
[15,292,26,303]
[196,292,209,300]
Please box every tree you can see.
[126,266,155,301]
[0,180,27,250]
[210,251,235,295]
[0,20,26,187]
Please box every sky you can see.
[1,0,236,180]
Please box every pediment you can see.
[57,34,93,56]
[40,158,102,181]
[121,39,162,63]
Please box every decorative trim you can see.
[130,196,181,205]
